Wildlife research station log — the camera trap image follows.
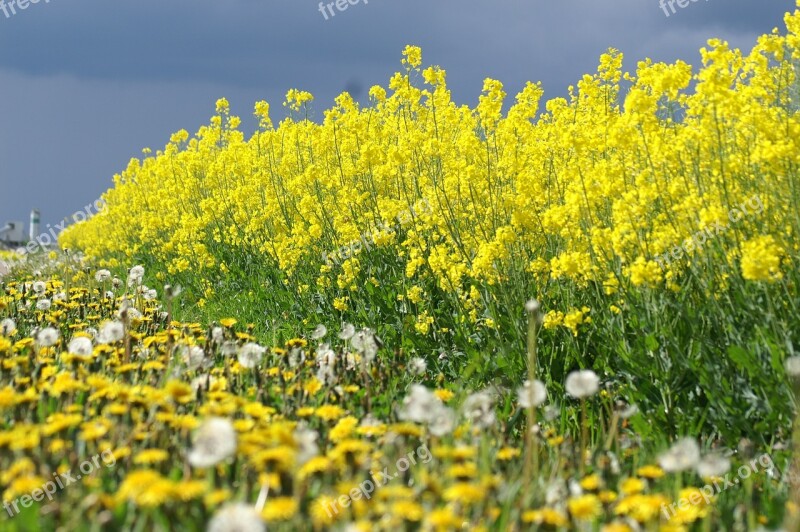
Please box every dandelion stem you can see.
[523,301,540,500]
[580,398,588,476]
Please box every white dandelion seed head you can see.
[288,346,306,369]
[409,357,427,376]
[316,344,336,368]
[339,323,356,340]
[545,479,568,506]
[36,327,60,347]
[316,365,336,386]
[53,292,66,302]
[211,327,224,344]
[97,321,125,344]
[67,336,94,357]
[517,379,547,409]
[119,306,142,321]
[221,341,238,357]
[543,404,560,422]
[36,299,52,311]
[696,453,731,478]
[32,281,47,295]
[181,345,207,370]
[398,385,443,424]
[127,265,145,287]
[786,356,800,378]
[95,269,111,283]
[351,328,378,361]
[294,423,320,466]
[188,417,237,468]
[143,288,158,301]
[565,369,600,399]
[618,403,639,419]
[658,437,701,473]
[237,342,265,369]
[1,318,17,336]
[311,324,327,340]
[427,405,456,437]
[206,503,265,532]
[191,374,217,394]
[463,390,496,429]
[525,299,541,314]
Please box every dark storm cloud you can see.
[0,0,796,231]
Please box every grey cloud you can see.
[0,0,796,229]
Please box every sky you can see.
[0,0,796,233]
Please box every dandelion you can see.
[517,379,547,408]
[0,319,16,336]
[294,424,320,466]
[120,305,142,321]
[786,356,800,378]
[658,438,700,473]
[142,288,158,301]
[181,345,207,370]
[316,365,336,386]
[565,370,600,399]
[97,321,125,344]
[67,337,94,357]
[32,281,47,295]
[221,341,238,357]
[339,323,356,340]
[566,370,599,475]
[311,324,327,340]
[127,265,145,287]
[525,298,541,315]
[316,344,336,367]
[238,343,265,369]
[696,453,731,478]
[207,503,265,532]
[36,327,60,347]
[463,390,496,429]
[95,269,111,282]
[288,347,306,368]
[409,357,427,376]
[188,417,237,468]
[567,494,602,520]
[36,299,51,311]
[427,406,456,437]
[399,385,442,423]
[351,328,379,361]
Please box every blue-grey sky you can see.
[0,0,795,232]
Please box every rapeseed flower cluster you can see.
[61,9,799,341]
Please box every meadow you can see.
[1,3,800,530]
